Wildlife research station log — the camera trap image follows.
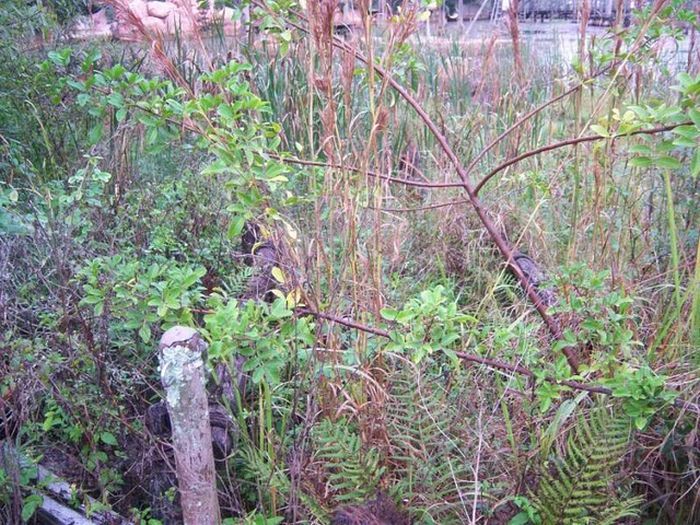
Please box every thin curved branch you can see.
[300,307,700,415]
[366,198,468,213]
[268,153,463,189]
[474,122,690,195]
[254,2,676,372]
[464,82,585,176]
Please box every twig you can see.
[298,307,700,415]
[366,198,468,213]
[268,153,462,189]
[474,122,691,195]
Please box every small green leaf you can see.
[227,216,246,239]
[628,144,653,155]
[21,494,43,521]
[590,124,609,137]
[139,322,151,343]
[508,511,533,525]
[689,108,700,127]
[672,125,700,139]
[629,156,652,168]
[251,367,265,384]
[656,156,682,170]
[380,308,398,321]
[691,149,700,178]
[100,431,118,446]
[634,416,648,431]
[88,124,103,145]
[217,104,234,120]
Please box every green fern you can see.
[312,418,385,504]
[224,265,254,297]
[386,367,475,524]
[529,407,643,525]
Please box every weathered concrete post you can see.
[159,326,220,525]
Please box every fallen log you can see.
[34,495,97,525]
[0,441,130,525]
[33,462,130,525]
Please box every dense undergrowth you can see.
[1,0,699,523]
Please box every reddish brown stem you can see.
[253,1,578,371]
[352,56,579,370]
[299,307,699,414]
[254,2,669,372]
[269,154,462,189]
[474,122,690,195]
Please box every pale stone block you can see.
[142,15,167,32]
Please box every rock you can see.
[142,15,166,32]
[240,222,279,302]
[331,493,410,525]
[127,0,149,20]
[92,9,110,27]
[148,1,176,19]
[71,15,96,38]
[165,9,195,33]
[71,10,113,39]
[112,21,139,40]
[512,251,558,307]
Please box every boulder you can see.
[142,15,167,32]
[127,0,149,20]
[112,21,139,40]
[71,12,113,39]
[92,9,110,27]
[148,1,176,19]
[165,9,195,33]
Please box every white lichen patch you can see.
[159,326,207,409]
[159,343,204,408]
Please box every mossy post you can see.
[159,326,220,525]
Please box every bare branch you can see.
[474,122,691,195]
[299,307,700,415]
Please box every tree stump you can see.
[159,326,221,525]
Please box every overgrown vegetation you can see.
[1,0,699,523]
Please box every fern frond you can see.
[387,366,475,524]
[530,406,640,525]
[312,418,384,504]
[225,265,254,297]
